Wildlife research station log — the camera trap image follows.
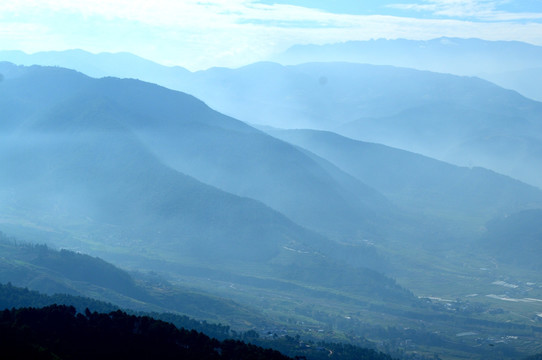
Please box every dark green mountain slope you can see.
[0,282,119,314]
[266,128,542,223]
[0,234,270,327]
[0,282,234,340]
[0,283,397,360]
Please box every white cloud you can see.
[388,0,542,21]
[1,0,542,69]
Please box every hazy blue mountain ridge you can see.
[3,50,541,187]
[274,37,542,101]
[266,128,542,222]
[1,63,397,241]
[1,64,420,309]
[0,64,330,264]
[276,37,542,74]
[0,50,191,89]
[184,63,542,189]
[483,67,542,103]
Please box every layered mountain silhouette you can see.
[0,49,190,89]
[0,63,329,265]
[273,37,542,101]
[1,62,397,242]
[2,63,418,304]
[3,50,541,188]
[275,38,542,75]
[265,128,542,223]
[2,61,541,263]
[185,63,542,189]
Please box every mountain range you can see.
[273,37,542,102]
[179,61,542,189]
[0,63,324,265]
[2,48,541,188]
[265,128,542,224]
[0,62,419,307]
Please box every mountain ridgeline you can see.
[178,61,542,189]
[273,37,542,102]
[265,128,542,223]
[2,48,542,188]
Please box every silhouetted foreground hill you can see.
[0,282,233,341]
[0,283,395,360]
[0,304,290,360]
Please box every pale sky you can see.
[1,0,542,70]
